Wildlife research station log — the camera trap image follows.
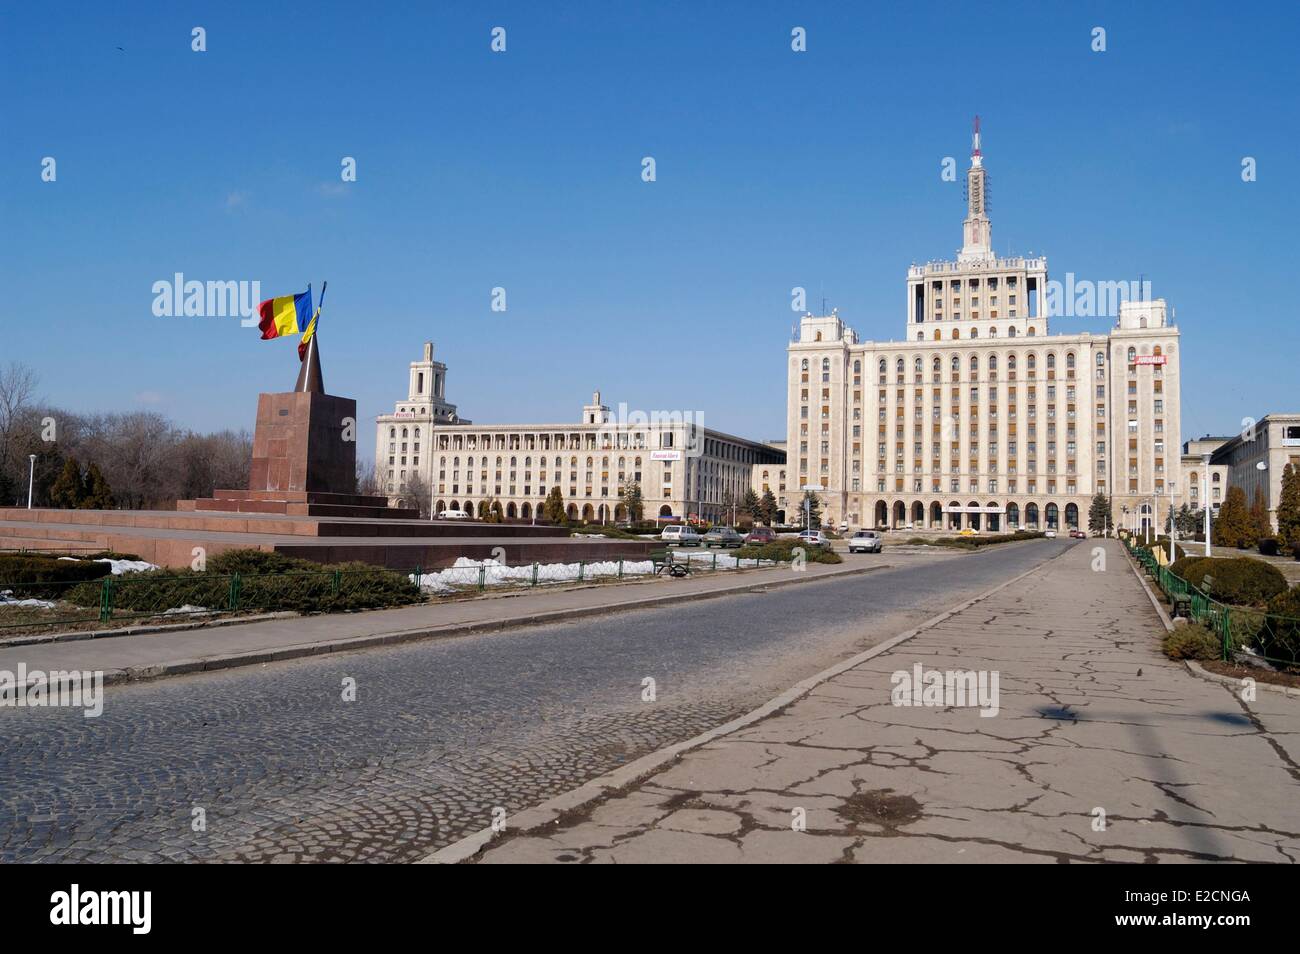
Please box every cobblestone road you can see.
[0,540,1070,862]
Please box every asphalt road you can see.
[0,538,1074,863]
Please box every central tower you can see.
[959,116,993,263]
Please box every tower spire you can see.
[959,116,992,262]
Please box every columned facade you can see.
[783,125,1182,533]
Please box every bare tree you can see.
[355,459,381,497]
[0,362,38,502]
[400,473,430,518]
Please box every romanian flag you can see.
[297,309,319,359]
[257,289,312,340]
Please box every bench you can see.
[650,548,691,577]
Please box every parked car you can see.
[702,526,744,548]
[838,521,849,533]
[1069,529,1087,539]
[1044,529,1057,538]
[797,529,830,548]
[661,524,701,546]
[441,509,470,520]
[848,529,883,554]
[744,526,777,545]
[959,527,978,536]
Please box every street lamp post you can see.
[27,454,36,509]
[1168,480,1177,564]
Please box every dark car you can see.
[744,526,777,545]
[702,526,745,548]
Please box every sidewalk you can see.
[460,540,1300,863]
[0,559,890,686]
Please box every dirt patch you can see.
[835,788,923,831]
[1200,660,1300,690]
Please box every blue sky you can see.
[3,0,1298,464]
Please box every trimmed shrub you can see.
[907,530,1043,550]
[734,538,842,564]
[1176,557,1286,608]
[1162,624,1222,661]
[1255,587,1300,666]
[63,560,423,615]
[0,554,112,596]
[1170,555,1211,579]
[205,549,317,575]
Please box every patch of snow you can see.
[0,590,57,609]
[411,556,657,594]
[57,556,159,574]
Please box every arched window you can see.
[916,332,923,340]
[467,456,475,468]
[1008,354,1017,369]
[1066,353,1076,369]
[878,359,887,373]
[1027,326,1036,336]
[1153,345,1162,355]
[952,329,960,339]
[1046,353,1057,370]
[389,427,396,438]
[951,355,960,371]
[822,357,830,372]
[1096,352,1105,366]
[1127,347,1136,363]
[933,330,941,340]
[895,358,904,372]
[1008,326,1017,338]
[801,358,809,371]
[414,427,420,438]
[932,355,941,370]
[401,427,408,438]
[971,328,979,338]
[988,355,998,370]
[853,360,860,372]
[1028,353,1037,370]
[970,355,979,371]
[914,356,922,371]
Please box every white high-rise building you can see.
[785,122,1183,534]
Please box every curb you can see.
[1183,660,1300,699]
[418,543,1074,864]
[1124,554,1175,633]
[56,562,894,689]
[1,611,299,647]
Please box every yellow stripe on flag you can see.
[272,296,300,336]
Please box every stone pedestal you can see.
[249,392,356,495]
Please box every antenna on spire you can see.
[972,115,982,158]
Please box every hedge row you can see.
[734,539,842,564]
[1166,556,1287,609]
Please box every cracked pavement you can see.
[476,540,1300,863]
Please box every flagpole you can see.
[315,281,328,327]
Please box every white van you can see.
[660,525,701,546]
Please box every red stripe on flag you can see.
[257,299,278,339]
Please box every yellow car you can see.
[959,528,979,536]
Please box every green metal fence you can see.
[1125,539,1300,667]
[0,550,787,634]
